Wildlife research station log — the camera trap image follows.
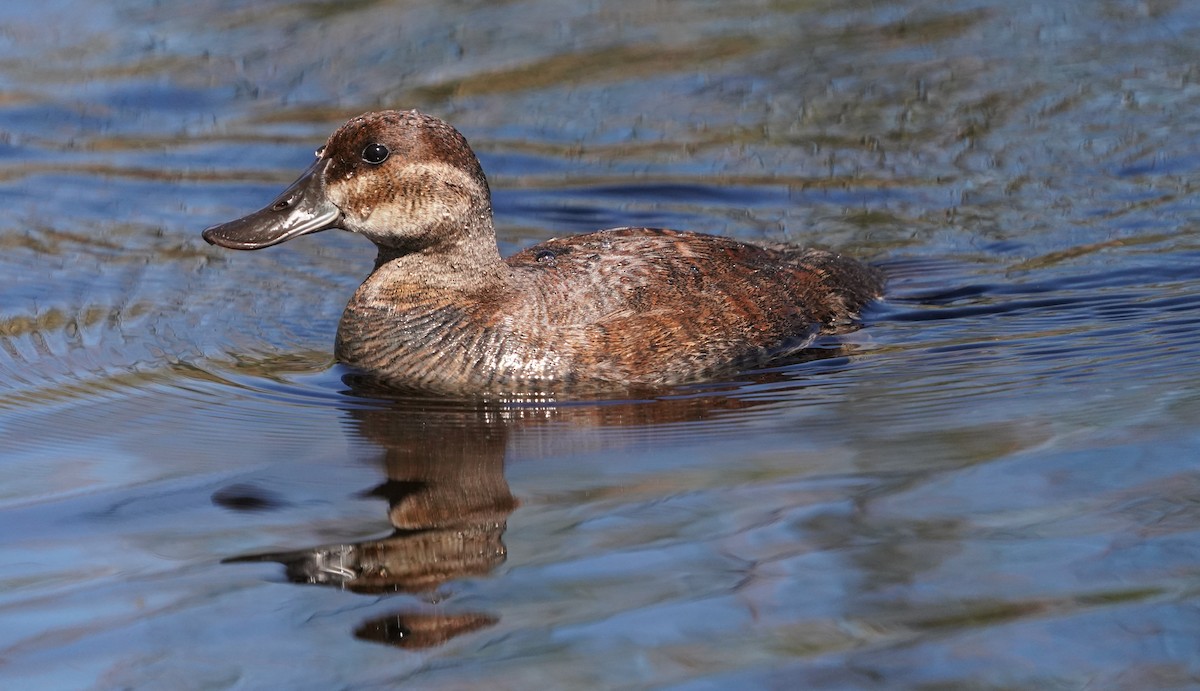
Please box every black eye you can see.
[361,142,389,164]
[314,145,326,158]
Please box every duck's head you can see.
[202,110,493,254]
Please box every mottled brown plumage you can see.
[203,110,884,394]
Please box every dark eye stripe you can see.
[362,143,390,164]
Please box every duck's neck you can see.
[370,242,509,294]
[335,215,518,389]
[371,206,509,286]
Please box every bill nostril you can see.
[272,199,290,211]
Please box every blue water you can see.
[2,1,1200,688]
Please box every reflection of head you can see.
[221,391,518,647]
[355,611,500,650]
[226,392,517,595]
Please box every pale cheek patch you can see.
[330,161,483,243]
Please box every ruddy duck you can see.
[203,110,883,394]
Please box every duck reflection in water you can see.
[222,380,516,649]
[221,350,853,649]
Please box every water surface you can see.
[2,0,1200,688]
